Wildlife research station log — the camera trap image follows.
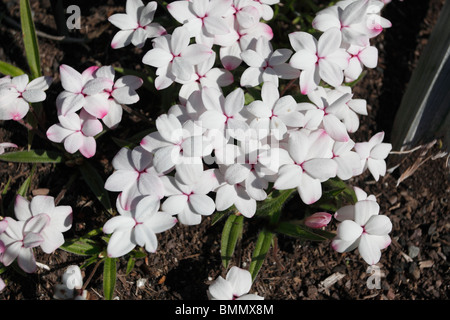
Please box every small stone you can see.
[408,245,420,259]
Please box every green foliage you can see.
[0,61,25,77]
[0,150,64,163]
[103,257,117,300]
[249,229,274,282]
[220,213,244,268]
[19,0,41,79]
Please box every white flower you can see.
[274,129,337,204]
[161,168,218,225]
[46,109,104,158]
[0,142,18,154]
[354,131,392,181]
[56,65,113,116]
[167,0,232,47]
[246,81,304,140]
[0,74,52,121]
[240,36,300,87]
[103,195,177,257]
[289,28,349,94]
[331,139,362,180]
[13,195,73,254]
[104,146,166,211]
[177,51,234,104]
[298,86,352,142]
[0,196,69,275]
[332,199,392,265]
[207,266,264,300]
[53,265,88,300]
[108,0,166,49]
[140,114,210,183]
[142,26,213,90]
[344,44,378,82]
[84,66,143,129]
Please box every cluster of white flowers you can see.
[0,195,72,274]
[46,65,143,158]
[103,0,393,269]
[0,0,395,298]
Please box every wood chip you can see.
[419,260,434,269]
[318,272,346,293]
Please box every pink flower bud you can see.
[305,212,332,229]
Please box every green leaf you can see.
[17,164,36,197]
[79,161,114,215]
[60,238,103,256]
[0,61,26,77]
[249,229,274,281]
[221,214,244,268]
[255,189,296,221]
[126,257,135,276]
[19,0,41,79]
[275,221,331,241]
[0,150,64,163]
[103,257,117,300]
[312,177,357,212]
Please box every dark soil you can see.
[0,0,448,301]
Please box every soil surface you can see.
[0,0,448,301]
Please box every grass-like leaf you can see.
[0,61,26,77]
[0,150,64,163]
[19,0,41,79]
[60,238,103,256]
[103,257,117,300]
[220,214,244,268]
[249,229,274,282]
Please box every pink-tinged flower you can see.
[167,0,232,47]
[218,20,273,70]
[354,131,392,181]
[207,266,264,300]
[104,146,166,211]
[246,81,304,140]
[109,0,166,49]
[353,186,376,201]
[56,65,113,116]
[344,44,378,82]
[46,109,104,158]
[240,36,300,87]
[312,0,371,47]
[177,51,234,104]
[140,114,209,181]
[161,168,218,226]
[214,165,257,218]
[274,129,337,205]
[298,86,352,142]
[0,277,5,292]
[0,74,52,121]
[251,0,280,21]
[195,87,249,140]
[0,142,18,155]
[0,215,48,273]
[103,195,177,257]
[289,28,349,94]
[228,0,261,30]
[328,86,368,134]
[84,66,143,129]
[332,139,362,180]
[53,265,88,300]
[305,212,332,229]
[332,199,392,265]
[142,26,213,90]
[13,195,73,254]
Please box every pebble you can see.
[408,245,420,259]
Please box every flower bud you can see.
[305,212,332,229]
